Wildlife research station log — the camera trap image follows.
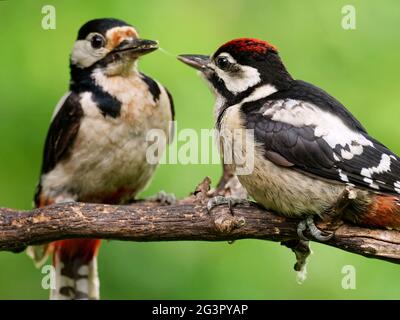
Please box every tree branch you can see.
[1,175,400,266]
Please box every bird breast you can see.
[42,73,171,203]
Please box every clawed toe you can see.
[207,196,249,215]
[149,191,176,205]
[297,216,333,242]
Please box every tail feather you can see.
[51,239,101,300]
[28,195,101,299]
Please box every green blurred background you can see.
[1,0,400,299]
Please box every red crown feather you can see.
[217,38,278,55]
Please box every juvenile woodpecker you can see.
[28,18,174,299]
[178,38,400,239]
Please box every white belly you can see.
[237,157,344,217]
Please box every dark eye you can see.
[91,34,105,49]
[215,56,231,70]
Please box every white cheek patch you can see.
[213,52,261,94]
[71,39,109,68]
[216,65,261,94]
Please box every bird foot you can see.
[207,196,250,215]
[208,196,247,234]
[148,191,176,205]
[297,216,333,241]
[53,197,76,204]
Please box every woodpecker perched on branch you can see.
[178,38,400,240]
[28,18,174,299]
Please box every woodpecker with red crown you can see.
[178,38,400,242]
[28,18,174,299]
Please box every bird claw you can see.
[149,191,176,205]
[297,216,333,242]
[54,197,76,204]
[207,196,249,215]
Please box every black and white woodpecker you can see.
[28,18,174,300]
[178,38,400,240]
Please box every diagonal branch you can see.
[1,175,400,266]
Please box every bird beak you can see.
[177,54,211,71]
[113,38,159,56]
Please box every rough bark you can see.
[0,176,399,266]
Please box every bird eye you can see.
[90,34,105,49]
[215,56,231,70]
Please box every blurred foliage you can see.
[0,0,400,299]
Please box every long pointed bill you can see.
[113,38,159,56]
[177,54,211,71]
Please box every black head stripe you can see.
[140,73,161,102]
[70,65,121,118]
[165,87,175,121]
[91,86,121,118]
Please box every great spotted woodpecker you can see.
[28,18,174,299]
[178,38,400,240]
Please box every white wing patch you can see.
[262,99,373,160]
[360,154,394,178]
[394,181,400,193]
[363,177,380,190]
[337,169,349,182]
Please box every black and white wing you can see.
[34,92,83,205]
[243,97,400,195]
